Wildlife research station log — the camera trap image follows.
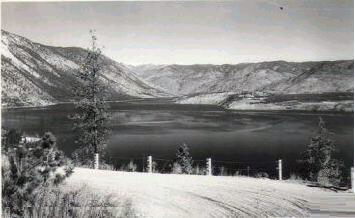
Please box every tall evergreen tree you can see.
[71,30,109,167]
[301,117,343,186]
[175,143,193,174]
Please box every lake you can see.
[2,101,354,178]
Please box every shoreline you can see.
[2,101,353,115]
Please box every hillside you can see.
[132,61,354,96]
[1,30,168,107]
[2,29,353,110]
[67,168,355,218]
[131,62,354,111]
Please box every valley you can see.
[1,29,354,112]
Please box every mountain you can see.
[2,29,353,111]
[131,61,354,96]
[131,61,353,112]
[1,30,168,107]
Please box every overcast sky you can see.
[2,0,354,65]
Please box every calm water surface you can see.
[2,102,353,177]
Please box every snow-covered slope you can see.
[132,61,354,96]
[67,168,355,218]
[1,30,168,107]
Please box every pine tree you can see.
[302,117,343,186]
[175,143,193,174]
[71,30,110,168]
[2,131,73,217]
[1,128,22,152]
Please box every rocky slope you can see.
[132,61,354,111]
[132,61,354,96]
[2,29,353,111]
[1,30,168,107]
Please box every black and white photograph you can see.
[1,0,354,217]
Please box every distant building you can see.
[20,136,41,144]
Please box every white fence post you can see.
[278,159,282,181]
[147,156,152,173]
[351,167,354,193]
[94,153,99,170]
[206,158,212,176]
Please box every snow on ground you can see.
[66,168,355,218]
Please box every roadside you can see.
[66,168,355,218]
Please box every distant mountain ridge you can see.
[2,30,353,110]
[1,30,168,107]
[131,60,354,96]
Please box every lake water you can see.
[2,102,353,178]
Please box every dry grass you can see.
[2,184,138,218]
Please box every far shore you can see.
[2,100,353,115]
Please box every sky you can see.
[1,0,354,65]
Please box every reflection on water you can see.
[2,102,354,177]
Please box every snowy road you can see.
[66,168,355,217]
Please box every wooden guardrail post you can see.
[147,156,152,173]
[94,153,99,169]
[278,159,282,180]
[351,167,354,193]
[206,158,212,176]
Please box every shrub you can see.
[217,166,228,176]
[299,117,344,186]
[192,165,206,175]
[317,159,343,186]
[233,171,240,176]
[1,128,22,152]
[2,131,73,217]
[99,162,115,171]
[151,161,158,173]
[255,172,269,178]
[145,160,158,173]
[119,160,137,172]
[174,143,193,174]
[171,162,183,174]
[289,173,303,181]
[2,184,138,218]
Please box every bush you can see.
[299,117,344,186]
[171,162,182,174]
[1,129,22,152]
[2,184,138,218]
[317,159,344,186]
[145,160,158,173]
[255,172,269,178]
[99,162,115,171]
[233,171,240,176]
[217,166,228,176]
[2,131,73,217]
[289,173,303,181]
[119,160,137,172]
[192,165,206,175]
[175,143,193,174]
